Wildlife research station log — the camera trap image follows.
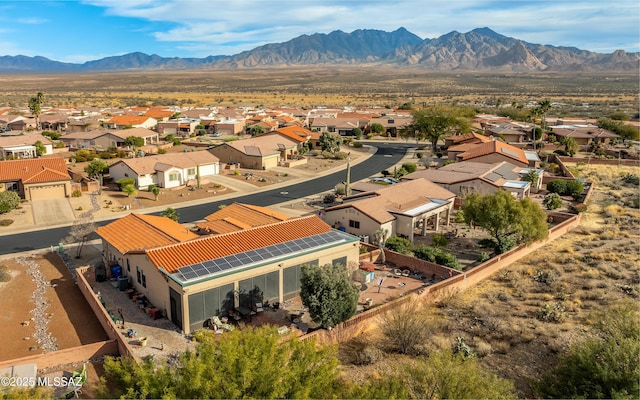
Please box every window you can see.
[126,259,130,273]
[169,173,179,182]
[136,266,141,284]
[141,271,146,288]
[187,168,196,175]
[348,220,360,229]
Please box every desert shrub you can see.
[415,152,423,159]
[323,193,336,204]
[321,151,334,159]
[334,151,349,160]
[431,233,448,248]
[0,191,20,214]
[352,141,363,148]
[442,159,456,166]
[401,162,417,173]
[546,180,567,194]
[477,252,491,262]
[71,190,82,197]
[413,245,460,270]
[478,238,497,248]
[454,210,465,223]
[0,265,10,282]
[542,193,563,210]
[553,149,569,156]
[621,173,639,185]
[565,180,585,198]
[385,236,412,254]
[436,151,443,158]
[453,337,476,359]
[533,269,556,286]
[353,345,384,366]
[536,302,566,322]
[569,203,588,214]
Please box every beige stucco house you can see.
[95,213,360,333]
[108,150,220,189]
[0,157,72,200]
[0,132,54,159]
[322,178,456,242]
[208,135,299,170]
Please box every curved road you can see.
[1,142,413,255]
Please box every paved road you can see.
[0,142,412,256]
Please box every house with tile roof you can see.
[450,139,540,168]
[60,128,159,150]
[322,178,456,242]
[195,202,290,234]
[308,117,368,136]
[0,132,54,159]
[108,150,220,189]
[103,115,158,130]
[0,157,72,200]
[96,214,359,333]
[444,132,493,149]
[208,134,299,170]
[548,125,619,147]
[403,161,543,198]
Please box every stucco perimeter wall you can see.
[0,341,118,371]
[76,266,139,361]
[309,213,582,346]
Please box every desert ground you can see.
[339,163,640,398]
[0,69,637,117]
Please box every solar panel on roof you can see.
[485,172,501,182]
[501,148,520,158]
[176,230,353,281]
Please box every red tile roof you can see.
[197,202,289,233]
[147,215,331,273]
[0,157,70,183]
[95,213,199,254]
[456,140,528,164]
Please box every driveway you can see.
[32,198,76,226]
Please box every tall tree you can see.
[28,92,45,130]
[319,131,341,154]
[300,262,359,328]
[462,190,548,253]
[121,184,138,207]
[409,106,473,151]
[84,158,108,179]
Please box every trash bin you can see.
[110,265,122,279]
[118,276,129,291]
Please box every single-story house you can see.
[308,117,368,136]
[157,119,199,137]
[444,132,493,149]
[368,116,413,137]
[403,161,542,198]
[484,122,532,143]
[195,202,290,234]
[451,139,540,168]
[548,125,619,146]
[208,135,299,170]
[212,119,245,136]
[0,132,54,159]
[96,213,360,333]
[108,150,220,189]
[102,115,158,130]
[60,128,159,150]
[322,178,456,242]
[0,157,72,200]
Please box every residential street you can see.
[0,142,413,256]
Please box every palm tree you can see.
[28,92,45,130]
[538,99,552,139]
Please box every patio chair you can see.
[402,269,410,277]
[394,268,402,277]
[255,302,264,313]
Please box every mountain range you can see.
[1,27,638,73]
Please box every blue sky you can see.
[0,0,638,63]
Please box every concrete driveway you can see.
[32,198,76,226]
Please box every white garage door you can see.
[29,184,66,201]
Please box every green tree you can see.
[539,300,639,399]
[124,136,144,147]
[410,106,473,151]
[462,190,549,253]
[248,124,266,136]
[84,158,108,179]
[98,326,340,399]
[0,191,20,214]
[369,123,385,135]
[351,127,363,139]
[116,177,135,190]
[148,184,161,201]
[121,184,137,206]
[28,92,45,130]
[33,140,46,156]
[319,131,341,154]
[161,207,179,222]
[522,169,540,188]
[561,137,578,156]
[300,262,359,328]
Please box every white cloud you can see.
[17,17,49,25]
[81,0,640,54]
